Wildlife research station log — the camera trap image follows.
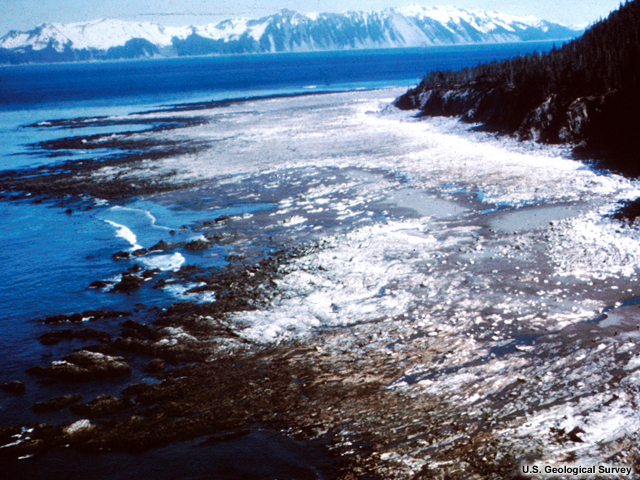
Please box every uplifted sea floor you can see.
[2,88,640,478]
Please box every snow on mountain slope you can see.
[0,18,188,51]
[0,5,582,63]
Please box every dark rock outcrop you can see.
[27,351,131,381]
[70,395,132,417]
[0,381,26,394]
[149,239,181,251]
[184,237,213,251]
[32,394,82,413]
[42,309,128,324]
[89,280,112,289]
[110,272,145,293]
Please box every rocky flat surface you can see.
[2,90,640,478]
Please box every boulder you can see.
[184,238,212,252]
[110,272,145,293]
[32,394,82,413]
[70,395,131,417]
[149,239,181,251]
[0,381,26,394]
[27,351,131,381]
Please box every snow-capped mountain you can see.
[0,6,582,64]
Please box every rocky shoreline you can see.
[2,90,640,478]
[394,83,640,177]
[393,0,640,178]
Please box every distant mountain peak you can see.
[0,7,582,64]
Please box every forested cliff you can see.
[395,0,640,175]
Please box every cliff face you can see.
[396,82,584,140]
[397,84,640,174]
[395,0,640,176]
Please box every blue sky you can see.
[0,0,625,35]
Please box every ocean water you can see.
[2,41,606,476]
[0,42,561,110]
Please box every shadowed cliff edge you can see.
[395,0,640,177]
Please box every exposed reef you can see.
[0,114,209,202]
[3,87,640,478]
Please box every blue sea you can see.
[0,42,562,477]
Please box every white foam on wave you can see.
[110,205,172,231]
[139,252,185,271]
[162,282,216,303]
[104,220,142,250]
[282,215,307,226]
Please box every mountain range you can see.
[0,6,582,64]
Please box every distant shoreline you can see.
[0,39,576,68]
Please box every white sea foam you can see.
[162,282,216,303]
[104,220,142,250]
[110,205,172,231]
[282,215,307,226]
[139,252,185,271]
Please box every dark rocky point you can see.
[27,351,131,381]
[184,238,213,251]
[0,381,26,394]
[32,394,82,413]
[144,358,166,373]
[42,309,128,324]
[395,0,640,176]
[110,273,145,293]
[70,395,132,417]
